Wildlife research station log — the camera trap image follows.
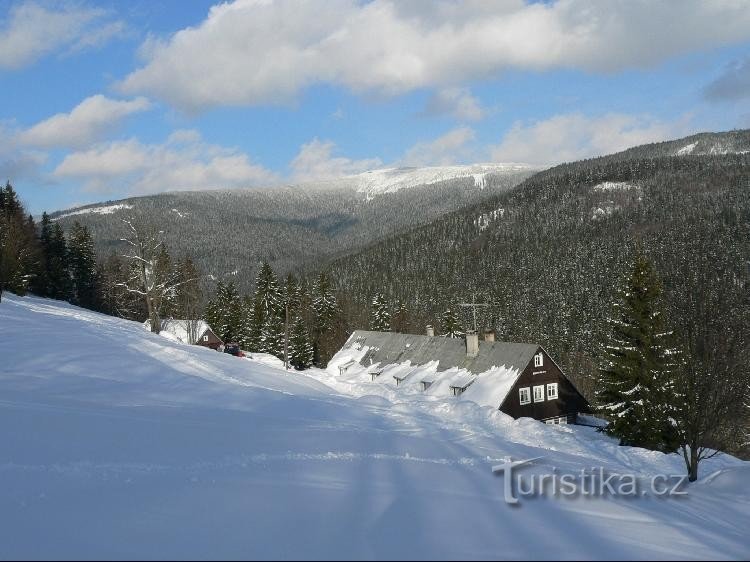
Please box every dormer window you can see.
[534,352,543,367]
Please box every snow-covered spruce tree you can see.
[370,293,391,331]
[204,281,243,343]
[254,262,282,325]
[289,315,314,370]
[312,272,339,365]
[440,308,462,338]
[260,312,285,359]
[204,281,226,339]
[313,272,337,336]
[595,251,679,452]
[238,295,256,350]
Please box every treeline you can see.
[52,169,533,294]
[0,182,98,308]
[324,151,750,462]
[0,184,206,337]
[203,264,346,369]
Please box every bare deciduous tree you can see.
[673,281,750,481]
[118,219,179,333]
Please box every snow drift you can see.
[1,295,748,560]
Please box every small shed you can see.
[144,319,223,350]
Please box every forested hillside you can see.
[52,167,535,292]
[326,140,750,398]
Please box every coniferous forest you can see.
[2,130,749,464]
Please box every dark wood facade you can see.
[196,327,223,350]
[499,347,590,423]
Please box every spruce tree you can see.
[260,313,285,359]
[204,281,226,338]
[68,222,98,309]
[312,272,339,366]
[205,281,243,343]
[440,308,461,337]
[173,257,203,343]
[48,224,73,301]
[595,251,679,452]
[289,315,314,370]
[0,182,41,299]
[392,300,410,333]
[254,262,282,323]
[313,272,337,335]
[371,293,391,331]
[31,212,53,297]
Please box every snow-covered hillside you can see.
[1,295,749,560]
[317,163,535,198]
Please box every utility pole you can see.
[459,293,492,332]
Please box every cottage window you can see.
[519,387,531,405]
[533,385,545,402]
[534,352,543,367]
[203,335,208,342]
[547,383,558,400]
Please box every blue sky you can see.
[1,0,749,214]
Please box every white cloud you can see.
[423,87,484,121]
[53,130,279,194]
[19,95,152,149]
[0,1,125,70]
[489,113,693,165]
[119,0,750,111]
[290,138,382,182]
[400,127,476,166]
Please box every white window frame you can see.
[519,387,531,405]
[203,335,209,342]
[533,385,545,403]
[546,383,558,400]
[534,352,543,367]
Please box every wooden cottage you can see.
[337,329,590,425]
[144,319,223,350]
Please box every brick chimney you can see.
[465,330,479,357]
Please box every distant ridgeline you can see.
[50,166,535,294]
[326,130,750,393]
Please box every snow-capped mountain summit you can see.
[302,163,535,198]
[346,163,534,197]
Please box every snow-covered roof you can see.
[346,330,537,374]
[329,330,539,408]
[143,319,215,344]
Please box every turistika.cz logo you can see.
[491,458,689,505]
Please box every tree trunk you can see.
[689,445,699,482]
[147,297,160,333]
